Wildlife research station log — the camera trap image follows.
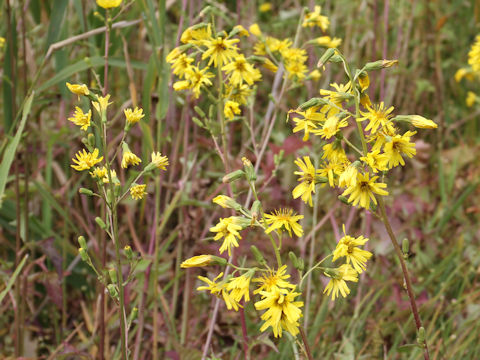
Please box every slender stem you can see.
[300,254,332,289]
[299,327,313,360]
[103,11,111,96]
[354,91,368,156]
[377,197,430,360]
[343,136,364,156]
[217,64,229,171]
[239,304,249,360]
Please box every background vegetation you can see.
[1,0,480,359]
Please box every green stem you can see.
[354,90,368,156]
[299,254,332,289]
[217,64,229,171]
[377,197,430,360]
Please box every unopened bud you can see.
[124,245,134,260]
[250,245,266,265]
[363,59,398,71]
[88,133,96,147]
[107,284,118,299]
[222,169,245,183]
[393,115,437,129]
[78,236,87,249]
[95,217,107,230]
[315,176,329,184]
[194,106,206,118]
[79,247,89,262]
[317,48,336,68]
[108,268,117,283]
[79,188,94,196]
[298,97,328,111]
[417,327,426,346]
[242,157,256,181]
[212,195,242,211]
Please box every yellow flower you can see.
[124,107,144,126]
[68,107,91,131]
[360,149,389,173]
[224,101,241,120]
[259,2,272,12]
[150,152,169,170]
[232,25,249,37]
[249,23,262,37]
[92,94,112,115]
[308,69,322,81]
[289,106,326,141]
[66,82,89,99]
[320,82,352,108]
[302,6,329,31]
[71,148,103,171]
[181,255,212,268]
[264,209,304,237]
[90,166,107,180]
[466,91,477,107]
[210,217,242,256]
[166,47,182,63]
[183,65,215,98]
[180,24,212,45]
[323,264,358,301]
[341,172,389,210]
[255,288,304,338]
[130,184,147,200]
[454,68,474,83]
[332,225,372,273]
[359,102,394,134]
[292,156,321,206]
[170,53,194,78]
[212,195,240,210]
[285,60,307,82]
[358,72,370,92]
[322,141,347,163]
[318,160,343,187]
[263,58,278,73]
[227,273,252,302]
[96,0,122,9]
[468,35,480,73]
[224,83,253,105]
[315,115,349,139]
[407,115,438,129]
[253,265,296,294]
[383,130,416,168]
[202,37,239,67]
[121,146,142,169]
[338,163,358,188]
[222,55,261,86]
[198,272,240,311]
[0,37,5,48]
[315,36,342,48]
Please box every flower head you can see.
[323,264,358,300]
[170,53,194,78]
[360,149,389,173]
[227,273,252,303]
[121,148,142,169]
[209,217,242,256]
[383,130,416,168]
[130,184,147,200]
[66,82,89,99]
[198,272,240,311]
[124,107,144,127]
[96,0,122,9]
[150,152,169,171]
[255,288,304,338]
[338,162,359,188]
[341,172,389,210]
[92,94,112,116]
[292,156,321,206]
[264,209,304,237]
[71,148,103,171]
[202,37,239,67]
[302,6,329,31]
[359,102,394,134]
[224,101,241,120]
[332,225,372,273]
[468,35,480,73]
[68,107,91,131]
[253,265,296,294]
[222,55,261,86]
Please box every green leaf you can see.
[0,92,34,209]
[0,255,28,304]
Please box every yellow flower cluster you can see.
[66,83,169,201]
[289,69,437,210]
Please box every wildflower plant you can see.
[174,5,435,360]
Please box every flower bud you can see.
[363,59,398,71]
[95,216,107,230]
[78,236,87,249]
[79,247,89,262]
[298,97,328,111]
[393,115,437,129]
[317,48,336,68]
[212,195,242,211]
[242,157,256,181]
[222,169,245,183]
[108,268,117,283]
[107,284,119,300]
[417,327,426,346]
[402,238,409,259]
[194,106,206,118]
[79,188,94,196]
[250,245,266,265]
[124,245,134,260]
